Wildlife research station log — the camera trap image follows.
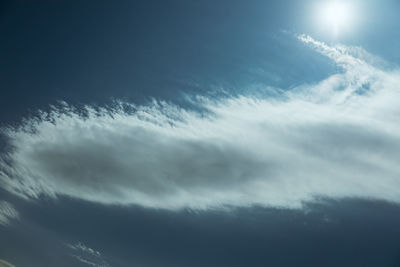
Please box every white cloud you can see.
[68,242,110,267]
[0,201,19,226]
[0,36,400,210]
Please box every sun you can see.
[316,1,354,36]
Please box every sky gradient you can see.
[1,1,400,266]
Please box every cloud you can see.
[68,242,110,267]
[0,36,399,210]
[0,259,15,267]
[0,201,19,226]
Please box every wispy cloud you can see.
[0,36,399,210]
[0,201,19,226]
[68,242,110,267]
[0,259,16,267]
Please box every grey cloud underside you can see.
[1,36,400,209]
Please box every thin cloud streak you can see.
[68,242,110,267]
[0,36,399,210]
[0,259,16,267]
[0,201,19,226]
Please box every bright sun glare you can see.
[317,1,354,36]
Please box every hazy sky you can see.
[1,1,400,266]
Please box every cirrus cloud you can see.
[68,242,110,267]
[0,201,19,226]
[0,36,399,210]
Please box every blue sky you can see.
[1,1,400,266]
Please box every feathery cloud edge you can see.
[0,35,399,210]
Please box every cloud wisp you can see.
[0,201,19,226]
[68,242,110,267]
[0,259,16,267]
[0,36,399,210]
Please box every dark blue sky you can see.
[3,0,399,123]
[1,1,400,266]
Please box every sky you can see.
[1,0,400,266]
